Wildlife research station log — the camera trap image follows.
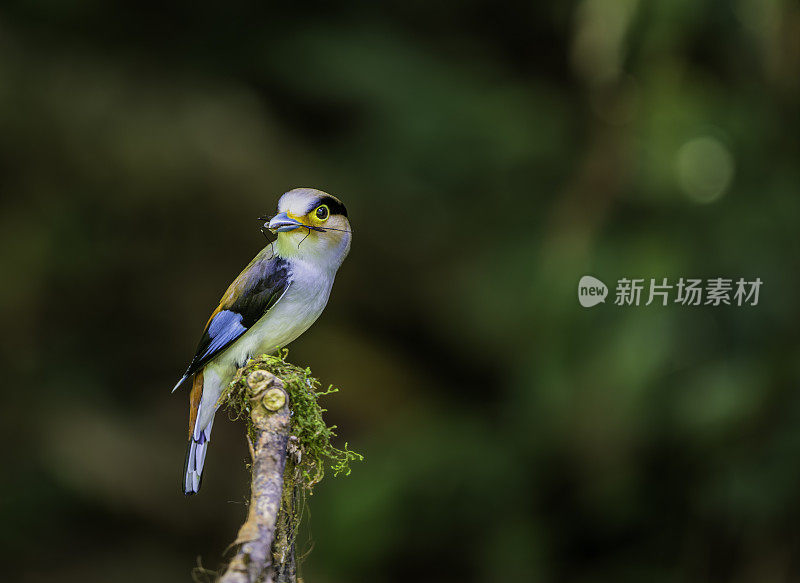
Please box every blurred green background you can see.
[2,1,800,582]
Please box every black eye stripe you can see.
[303,195,348,218]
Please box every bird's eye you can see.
[315,205,330,221]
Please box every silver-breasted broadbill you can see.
[172,188,351,494]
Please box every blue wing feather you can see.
[172,253,291,392]
[200,310,247,361]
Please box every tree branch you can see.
[218,370,293,583]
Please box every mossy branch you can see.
[218,371,291,583]
[223,351,363,490]
[212,351,363,583]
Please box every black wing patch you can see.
[173,255,290,391]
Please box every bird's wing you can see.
[172,250,291,391]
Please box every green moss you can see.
[219,350,363,575]
[217,350,363,574]
[221,349,363,490]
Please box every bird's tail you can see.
[183,372,214,495]
[183,416,214,494]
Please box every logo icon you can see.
[578,275,608,307]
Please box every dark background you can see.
[2,2,800,582]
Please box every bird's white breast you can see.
[216,259,335,369]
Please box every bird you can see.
[172,188,352,494]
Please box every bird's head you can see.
[264,188,352,269]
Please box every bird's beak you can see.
[268,212,304,233]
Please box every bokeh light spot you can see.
[675,136,735,203]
